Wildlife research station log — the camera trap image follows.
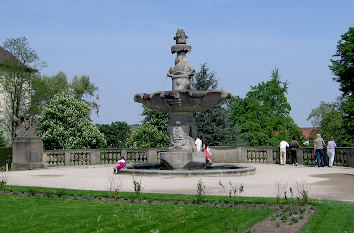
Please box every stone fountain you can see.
[134,28,232,170]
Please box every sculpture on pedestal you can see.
[11,115,44,170]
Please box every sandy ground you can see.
[4,164,354,202]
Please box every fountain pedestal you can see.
[160,152,205,169]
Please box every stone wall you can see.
[42,147,354,168]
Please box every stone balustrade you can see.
[43,148,167,167]
[211,146,354,167]
[43,147,354,168]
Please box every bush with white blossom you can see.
[38,92,106,149]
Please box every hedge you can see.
[0,147,12,169]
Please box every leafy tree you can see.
[329,27,354,146]
[0,37,43,142]
[30,72,99,116]
[71,75,99,115]
[192,63,242,146]
[329,27,354,96]
[230,68,303,146]
[308,100,351,146]
[97,121,131,148]
[307,101,339,127]
[141,106,169,133]
[0,130,7,147]
[37,92,106,150]
[30,72,69,116]
[125,124,169,148]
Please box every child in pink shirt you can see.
[113,156,126,174]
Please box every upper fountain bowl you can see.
[134,89,232,113]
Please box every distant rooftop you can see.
[0,46,36,72]
[301,127,317,139]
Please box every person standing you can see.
[195,136,202,152]
[327,137,337,167]
[279,140,289,165]
[314,134,326,167]
[203,140,212,163]
[289,137,300,165]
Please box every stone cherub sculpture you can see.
[13,115,37,137]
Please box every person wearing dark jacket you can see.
[289,137,300,165]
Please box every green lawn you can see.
[302,200,354,233]
[0,194,271,233]
[1,186,353,233]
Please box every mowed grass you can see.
[302,200,354,233]
[0,194,272,233]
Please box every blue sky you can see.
[1,0,353,127]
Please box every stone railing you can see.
[43,148,167,167]
[211,146,354,167]
[43,147,354,168]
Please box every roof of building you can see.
[301,127,317,139]
[0,45,36,72]
[0,46,20,65]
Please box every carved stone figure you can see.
[12,115,37,137]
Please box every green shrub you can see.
[0,147,12,170]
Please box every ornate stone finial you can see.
[174,28,188,44]
[168,28,195,91]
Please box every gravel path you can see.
[5,164,354,202]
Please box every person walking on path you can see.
[314,134,326,167]
[327,137,337,167]
[279,140,289,165]
[195,136,202,152]
[289,137,300,165]
[203,140,212,163]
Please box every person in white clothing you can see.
[195,136,202,152]
[279,140,289,165]
[327,137,337,167]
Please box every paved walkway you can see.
[4,164,354,202]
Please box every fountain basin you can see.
[119,163,256,176]
[134,90,232,113]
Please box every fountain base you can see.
[160,152,205,169]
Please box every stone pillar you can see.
[266,148,274,164]
[121,149,127,160]
[64,151,71,166]
[91,150,101,165]
[297,149,304,165]
[12,136,44,170]
[147,148,158,163]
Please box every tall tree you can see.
[329,27,354,97]
[230,68,302,146]
[0,37,43,142]
[125,124,169,148]
[97,121,131,148]
[37,92,106,150]
[192,63,242,146]
[30,72,99,116]
[141,106,169,133]
[307,101,345,145]
[329,27,354,146]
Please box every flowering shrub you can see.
[37,92,106,149]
